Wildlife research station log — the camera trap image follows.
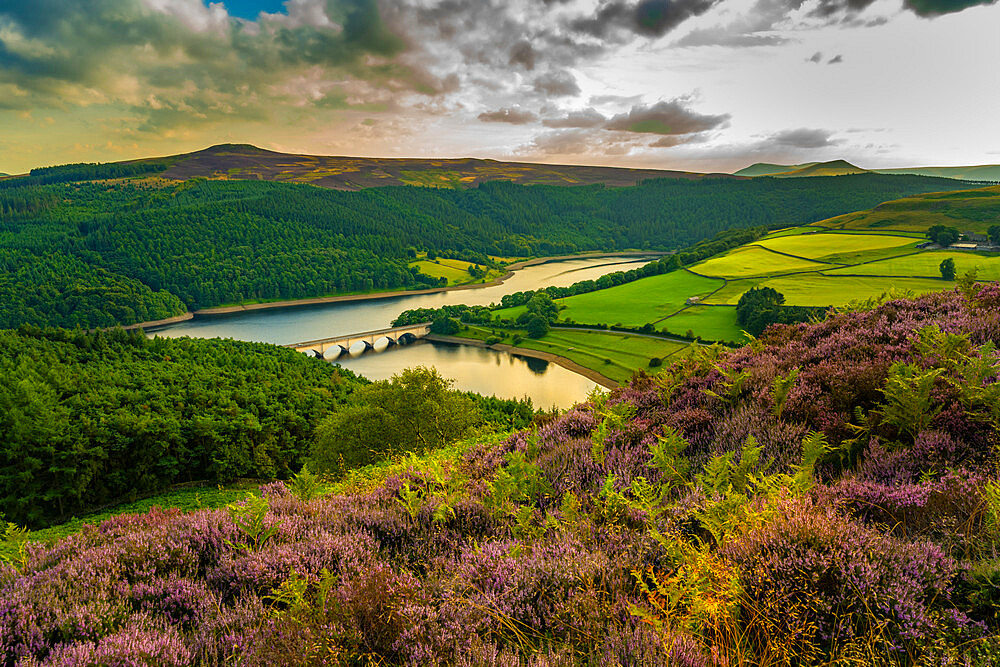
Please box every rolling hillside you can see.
[816,184,1000,233]
[737,160,1000,181]
[157,144,734,190]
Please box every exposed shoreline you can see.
[119,312,194,331]
[425,333,618,389]
[184,251,666,319]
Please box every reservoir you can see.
[152,255,654,408]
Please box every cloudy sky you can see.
[0,0,997,174]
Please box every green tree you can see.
[940,257,956,280]
[927,225,960,247]
[525,314,550,338]
[311,367,479,476]
[988,225,1000,245]
[430,314,461,335]
[525,292,559,323]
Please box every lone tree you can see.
[940,257,956,281]
[525,314,550,338]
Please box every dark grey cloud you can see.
[828,54,843,64]
[767,128,839,148]
[478,107,539,124]
[509,41,537,70]
[542,107,607,128]
[808,0,997,18]
[808,51,824,63]
[605,99,730,135]
[569,0,721,39]
[532,70,581,97]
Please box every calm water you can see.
[151,255,653,408]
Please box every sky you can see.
[0,0,997,174]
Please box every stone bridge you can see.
[285,322,433,359]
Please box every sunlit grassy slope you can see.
[815,185,1000,234]
[410,258,496,286]
[824,251,1000,280]
[692,246,830,278]
[555,271,723,327]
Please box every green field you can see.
[754,233,917,261]
[824,251,1000,280]
[555,270,723,327]
[701,278,767,305]
[515,329,691,383]
[410,258,498,286]
[758,273,955,306]
[658,306,744,343]
[693,246,829,278]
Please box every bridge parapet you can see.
[286,322,433,358]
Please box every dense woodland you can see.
[0,329,533,527]
[0,172,969,329]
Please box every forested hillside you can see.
[0,328,365,526]
[0,329,536,528]
[0,172,971,329]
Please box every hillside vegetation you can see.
[3,286,999,664]
[156,144,722,190]
[0,172,969,329]
[737,160,1000,181]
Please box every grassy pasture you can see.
[410,258,494,286]
[700,278,766,305]
[516,329,690,383]
[693,246,828,278]
[659,306,744,343]
[555,270,723,327]
[757,273,955,306]
[824,251,1000,280]
[753,233,918,261]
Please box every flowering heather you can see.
[2,286,999,664]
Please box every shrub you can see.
[723,499,966,658]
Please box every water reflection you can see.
[334,340,595,411]
[149,255,644,407]
[152,255,655,346]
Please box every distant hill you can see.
[154,144,732,190]
[873,165,1000,181]
[777,160,870,178]
[734,162,818,177]
[736,160,1000,182]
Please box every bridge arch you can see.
[285,322,433,359]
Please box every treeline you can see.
[0,328,537,527]
[0,161,169,189]
[0,172,969,328]
[393,227,766,327]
